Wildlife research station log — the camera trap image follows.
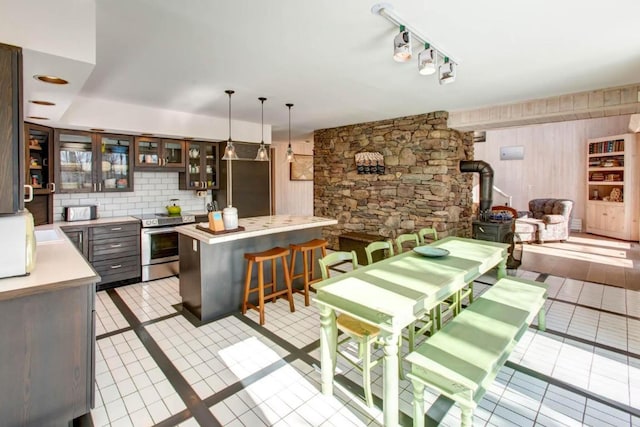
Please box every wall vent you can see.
[570,218,582,232]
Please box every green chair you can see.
[395,233,420,254]
[418,227,438,245]
[318,250,380,407]
[364,240,394,265]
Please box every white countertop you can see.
[56,216,139,227]
[0,225,100,301]
[175,215,338,244]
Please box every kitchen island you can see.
[176,215,337,322]
[0,225,99,426]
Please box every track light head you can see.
[438,57,456,85]
[393,25,412,62]
[418,43,437,76]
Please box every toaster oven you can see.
[62,205,98,222]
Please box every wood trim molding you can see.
[449,83,640,131]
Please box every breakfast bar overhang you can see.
[175,215,337,323]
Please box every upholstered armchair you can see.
[515,199,574,243]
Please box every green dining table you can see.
[312,236,509,427]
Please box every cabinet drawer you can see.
[89,223,140,240]
[89,236,140,261]
[93,256,140,283]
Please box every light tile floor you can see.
[91,269,640,426]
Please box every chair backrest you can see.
[395,233,420,254]
[318,251,358,280]
[417,228,438,245]
[364,240,394,265]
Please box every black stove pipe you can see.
[460,160,494,220]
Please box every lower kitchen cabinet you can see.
[61,225,89,257]
[0,283,95,425]
[62,221,141,289]
[89,222,141,288]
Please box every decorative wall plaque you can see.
[355,152,384,174]
[290,154,313,181]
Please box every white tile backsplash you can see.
[54,172,208,220]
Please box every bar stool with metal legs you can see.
[289,238,328,306]
[242,246,295,325]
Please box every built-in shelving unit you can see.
[586,133,640,241]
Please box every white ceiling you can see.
[36,0,640,141]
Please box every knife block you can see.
[208,211,225,231]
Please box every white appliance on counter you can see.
[133,213,195,281]
[0,211,36,279]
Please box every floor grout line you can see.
[106,289,221,427]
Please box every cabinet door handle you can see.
[98,182,102,191]
[111,227,122,231]
[93,183,97,191]
[49,182,56,193]
[24,185,34,202]
[110,243,122,248]
[110,264,122,269]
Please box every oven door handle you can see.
[143,227,177,235]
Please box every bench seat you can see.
[406,277,547,427]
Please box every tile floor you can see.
[90,267,640,426]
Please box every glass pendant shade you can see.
[285,144,295,162]
[222,89,239,160]
[418,43,437,75]
[393,25,412,62]
[255,97,269,161]
[256,143,268,161]
[285,103,295,163]
[222,139,238,160]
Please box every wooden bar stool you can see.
[242,247,294,325]
[289,238,328,306]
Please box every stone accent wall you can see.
[314,111,474,249]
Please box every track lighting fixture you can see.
[438,57,456,85]
[255,97,269,161]
[393,25,411,62]
[372,3,459,83]
[418,43,437,75]
[221,89,238,160]
[285,103,295,163]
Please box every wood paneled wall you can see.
[474,115,633,223]
[272,141,313,215]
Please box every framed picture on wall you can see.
[290,154,313,181]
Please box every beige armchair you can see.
[515,199,574,243]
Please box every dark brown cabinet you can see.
[0,43,24,214]
[55,129,134,193]
[0,283,95,426]
[180,141,220,190]
[89,222,141,288]
[62,221,141,289]
[25,123,54,225]
[134,137,186,169]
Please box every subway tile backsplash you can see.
[53,172,209,220]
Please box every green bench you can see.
[406,277,547,427]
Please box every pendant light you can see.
[285,103,295,163]
[221,89,239,160]
[255,97,269,161]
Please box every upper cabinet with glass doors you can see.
[179,141,220,190]
[134,137,186,169]
[54,129,134,193]
[98,134,134,191]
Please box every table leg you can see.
[497,256,507,279]
[382,332,400,427]
[319,304,337,396]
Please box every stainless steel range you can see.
[133,213,195,281]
